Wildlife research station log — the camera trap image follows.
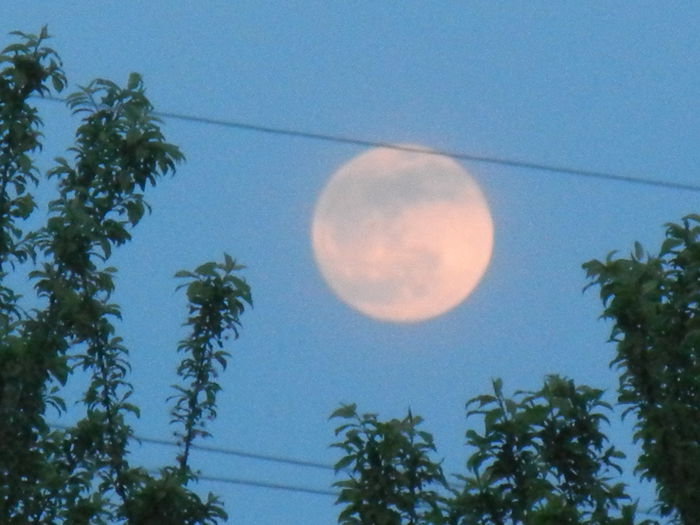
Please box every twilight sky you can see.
[4,3,700,523]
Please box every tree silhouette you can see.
[0,27,250,524]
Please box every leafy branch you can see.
[170,254,252,475]
[584,214,700,522]
[0,28,244,524]
[331,403,446,525]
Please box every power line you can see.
[157,469,663,519]
[137,434,335,471]
[50,422,335,471]
[141,468,337,497]
[139,435,664,518]
[51,422,339,496]
[155,111,700,193]
[49,423,666,514]
[196,474,338,497]
[51,423,338,496]
[37,95,700,194]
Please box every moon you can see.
[311,145,494,323]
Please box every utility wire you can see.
[50,422,335,471]
[51,424,664,515]
[155,111,700,193]
[37,95,700,193]
[50,424,338,496]
[141,469,337,497]
[137,434,336,471]
[195,473,338,497]
[52,423,339,496]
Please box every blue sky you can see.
[4,3,700,523]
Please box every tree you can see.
[449,376,636,524]
[4,26,699,525]
[333,377,645,525]
[0,28,250,524]
[583,216,700,523]
[330,404,446,525]
[332,216,700,525]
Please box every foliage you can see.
[331,404,446,525]
[332,218,700,525]
[584,215,700,523]
[0,27,250,523]
[4,25,698,525]
[451,376,642,525]
[331,377,652,525]
[171,256,252,473]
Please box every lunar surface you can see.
[311,145,494,323]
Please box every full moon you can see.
[311,145,494,323]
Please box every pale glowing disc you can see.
[311,145,494,323]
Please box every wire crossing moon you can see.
[311,145,494,323]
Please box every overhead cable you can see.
[142,468,337,497]
[196,473,338,497]
[37,95,700,193]
[50,422,335,471]
[51,423,661,514]
[137,434,335,471]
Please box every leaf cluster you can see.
[170,255,252,473]
[0,26,65,268]
[331,404,446,525]
[451,376,641,525]
[331,376,652,525]
[331,215,700,524]
[584,215,700,522]
[0,28,248,524]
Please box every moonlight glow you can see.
[311,145,494,323]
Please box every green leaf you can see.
[223,252,234,272]
[491,377,503,397]
[127,72,142,90]
[333,455,354,472]
[194,261,218,277]
[2,43,29,54]
[330,404,357,420]
[633,241,644,260]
